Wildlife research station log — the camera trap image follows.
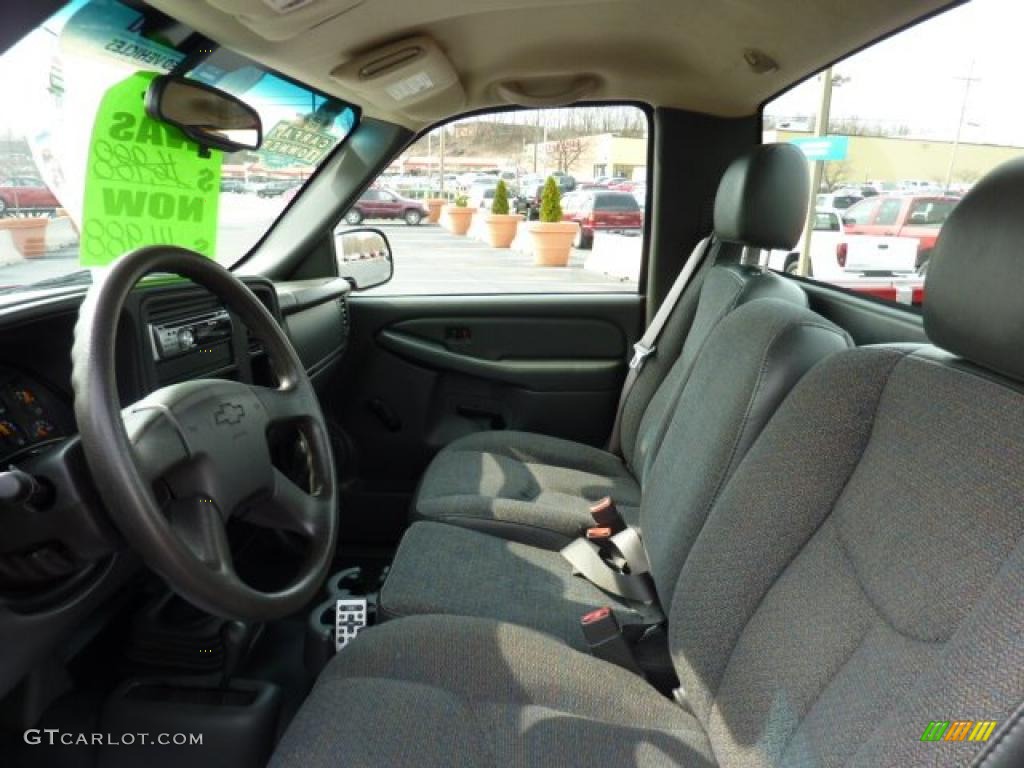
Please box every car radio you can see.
[149,310,233,360]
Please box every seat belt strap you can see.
[607,235,715,455]
[561,536,657,604]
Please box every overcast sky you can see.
[766,0,1024,147]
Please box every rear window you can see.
[593,193,640,211]
[907,199,957,227]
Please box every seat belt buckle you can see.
[629,342,655,370]
[585,526,614,541]
[589,496,626,532]
[580,607,642,674]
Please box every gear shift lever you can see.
[219,619,251,689]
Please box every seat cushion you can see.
[379,521,655,650]
[413,430,641,549]
[270,616,715,768]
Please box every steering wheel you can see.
[71,247,338,620]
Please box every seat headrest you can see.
[713,143,809,250]
[924,157,1024,381]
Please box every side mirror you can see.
[334,227,394,290]
[145,75,262,152]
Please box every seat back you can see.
[668,158,1024,766]
[639,295,851,606]
[619,144,810,479]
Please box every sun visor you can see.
[204,0,367,42]
[330,36,465,121]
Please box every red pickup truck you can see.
[0,176,60,215]
[840,194,959,271]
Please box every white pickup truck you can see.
[768,210,919,280]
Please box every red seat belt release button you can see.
[589,496,625,531]
[579,607,642,674]
[586,526,614,541]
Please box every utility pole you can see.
[439,125,446,194]
[797,67,833,277]
[944,59,980,193]
[533,110,540,173]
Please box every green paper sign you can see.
[80,71,221,267]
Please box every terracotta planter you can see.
[483,213,523,248]
[527,221,578,266]
[425,198,446,223]
[0,217,48,258]
[442,205,475,236]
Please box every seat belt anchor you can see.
[629,342,656,370]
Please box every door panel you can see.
[330,293,642,545]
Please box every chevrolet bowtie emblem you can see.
[214,402,245,425]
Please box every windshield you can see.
[0,0,357,294]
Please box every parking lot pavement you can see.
[366,222,639,295]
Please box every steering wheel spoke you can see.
[167,496,235,576]
[123,404,190,483]
[242,468,330,537]
[250,383,314,426]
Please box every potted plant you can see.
[441,194,475,235]
[527,177,577,266]
[482,180,523,248]
[0,215,48,259]
[424,196,446,223]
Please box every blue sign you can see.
[789,135,849,162]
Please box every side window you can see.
[764,0,1024,308]
[875,199,903,226]
[361,189,379,201]
[348,105,649,295]
[813,212,840,232]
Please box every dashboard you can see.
[0,274,352,697]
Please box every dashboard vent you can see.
[146,293,222,324]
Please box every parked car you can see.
[220,178,246,193]
[343,188,428,225]
[581,175,628,189]
[607,179,638,192]
[468,186,497,210]
[561,190,643,248]
[550,172,577,192]
[257,180,301,198]
[0,177,59,215]
[631,182,647,209]
[767,210,848,277]
[841,194,960,270]
[768,210,918,279]
[815,192,863,211]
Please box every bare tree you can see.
[547,137,585,173]
[821,160,852,192]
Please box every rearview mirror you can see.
[334,227,394,290]
[145,75,262,152]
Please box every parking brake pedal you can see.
[335,598,368,651]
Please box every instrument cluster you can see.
[0,369,71,462]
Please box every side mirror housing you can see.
[333,227,394,290]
